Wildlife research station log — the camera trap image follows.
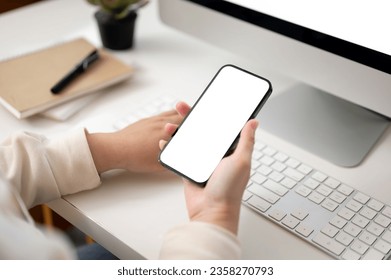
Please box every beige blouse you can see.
[0,129,240,259]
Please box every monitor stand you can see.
[258,84,390,167]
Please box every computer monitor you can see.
[158,0,390,167]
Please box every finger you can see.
[158,109,177,117]
[164,123,178,135]
[233,119,258,160]
[175,101,191,117]
[158,100,191,118]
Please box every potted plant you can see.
[87,0,149,50]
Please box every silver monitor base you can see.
[258,84,390,167]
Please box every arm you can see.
[0,106,187,209]
[0,129,100,209]
[0,106,187,260]
[0,130,95,259]
[86,107,188,174]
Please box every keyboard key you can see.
[254,142,266,151]
[269,208,286,221]
[374,214,391,228]
[295,185,312,197]
[367,199,384,212]
[351,240,369,255]
[354,192,370,204]
[329,191,347,204]
[271,161,286,172]
[321,199,338,212]
[321,224,339,238]
[352,215,370,228]
[344,223,362,237]
[337,184,354,196]
[313,233,345,256]
[338,207,355,220]
[303,178,319,190]
[374,239,391,254]
[342,249,360,260]
[286,158,301,168]
[281,215,300,229]
[280,177,296,189]
[330,215,347,229]
[252,150,263,160]
[251,159,261,170]
[336,231,354,246]
[308,192,325,204]
[291,209,309,220]
[316,184,333,197]
[362,248,384,260]
[382,230,391,244]
[273,152,288,162]
[262,147,277,156]
[311,171,327,182]
[251,173,267,185]
[382,206,391,219]
[242,191,252,201]
[345,199,363,212]
[257,165,272,176]
[359,231,377,246]
[360,206,377,220]
[247,195,271,212]
[248,184,280,204]
[260,155,275,166]
[268,171,284,183]
[367,222,384,237]
[283,167,305,182]
[295,223,314,237]
[296,164,312,175]
[324,177,341,189]
[263,180,288,196]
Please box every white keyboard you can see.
[243,138,391,260]
[112,95,179,131]
[90,95,391,260]
[79,95,179,133]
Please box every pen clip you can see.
[81,50,99,70]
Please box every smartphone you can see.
[159,64,272,185]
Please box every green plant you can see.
[87,0,144,19]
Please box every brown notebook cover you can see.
[0,38,133,118]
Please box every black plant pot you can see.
[94,10,137,50]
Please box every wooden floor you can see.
[0,0,43,13]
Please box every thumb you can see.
[233,119,258,160]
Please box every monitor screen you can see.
[192,0,391,74]
[159,0,390,166]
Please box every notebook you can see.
[0,38,133,119]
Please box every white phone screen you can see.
[159,65,272,184]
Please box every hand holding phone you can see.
[159,64,272,185]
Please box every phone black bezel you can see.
[159,64,273,185]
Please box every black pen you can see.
[50,49,100,94]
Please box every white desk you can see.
[1,0,390,260]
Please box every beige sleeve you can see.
[0,129,101,208]
[159,222,241,259]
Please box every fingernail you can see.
[159,139,166,150]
